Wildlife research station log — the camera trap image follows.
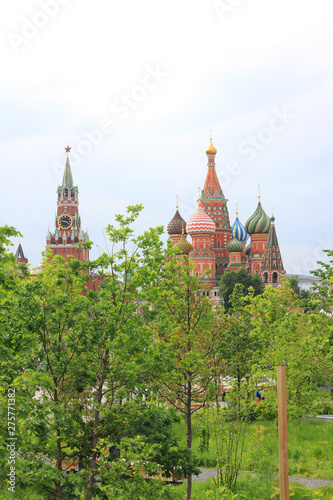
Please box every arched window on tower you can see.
[74,236,79,243]
[71,188,75,199]
[64,188,68,198]
[67,236,71,244]
[273,272,278,284]
[58,237,63,244]
[50,237,55,245]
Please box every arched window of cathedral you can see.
[273,272,278,283]
[74,236,79,243]
[217,241,220,247]
[67,236,71,244]
[58,237,63,244]
[71,189,75,199]
[219,263,223,272]
[215,263,218,271]
[263,272,268,283]
[64,188,68,198]
[50,237,55,244]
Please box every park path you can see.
[191,469,333,488]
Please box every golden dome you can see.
[205,139,217,155]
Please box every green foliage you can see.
[310,391,333,415]
[95,436,175,500]
[172,476,333,500]
[287,275,301,297]
[246,399,277,422]
[212,402,247,489]
[216,284,261,390]
[219,267,264,311]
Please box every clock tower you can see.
[46,146,89,261]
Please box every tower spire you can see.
[62,146,74,189]
[261,216,285,285]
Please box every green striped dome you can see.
[226,235,243,253]
[245,202,271,234]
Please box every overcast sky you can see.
[1,0,333,275]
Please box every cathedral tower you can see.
[200,139,231,278]
[261,216,285,286]
[46,146,89,261]
[186,200,216,288]
[15,243,28,264]
[245,192,271,275]
[167,199,187,246]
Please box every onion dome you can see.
[174,232,192,255]
[226,235,244,254]
[186,202,216,235]
[245,199,271,235]
[205,138,217,155]
[231,212,248,242]
[245,243,251,256]
[167,209,186,235]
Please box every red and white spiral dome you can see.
[186,202,216,235]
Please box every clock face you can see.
[77,215,81,231]
[58,214,73,229]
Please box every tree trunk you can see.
[86,377,105,500]
[186,379,192,500]
[87,351,109,500]
[55,388,63,500]
[86,406,100,500]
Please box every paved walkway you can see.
[186,469,333,488]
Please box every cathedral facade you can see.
[167,139,285,291]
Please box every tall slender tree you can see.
[150,256,221,500]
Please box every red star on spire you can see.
[65,145,71,154]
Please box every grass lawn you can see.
[172,415,333,480]
[171,476,333,499]
[0,489,43,499]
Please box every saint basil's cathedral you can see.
[166,139,285,298]
[15,140,285,294]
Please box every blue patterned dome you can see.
[231,216,248,242]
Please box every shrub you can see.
[246,399,277,422]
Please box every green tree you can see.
[81,205,167,499]
[150,256,221,500]
[287,275,301,297]
[218,284,260,392]
[219,267,264,311]
[0,209,174,499]
[249,281,332,416]
[9,252,94,499]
